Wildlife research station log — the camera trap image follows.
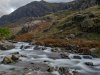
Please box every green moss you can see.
[0,27,12,40]
[77,32,100,41]
[83,33,100,40]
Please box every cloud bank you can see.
[0,0,73,16]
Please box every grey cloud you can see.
[0,0,73,17]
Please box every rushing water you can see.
[0,42,100,75]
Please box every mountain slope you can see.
[0,0,98,25]
[14,5,100,41]
[0,1,67,25]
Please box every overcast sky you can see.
[0,0,73,17]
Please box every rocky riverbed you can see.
[0,42,100,75]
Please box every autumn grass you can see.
[35,38,100,48]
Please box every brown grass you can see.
[35,38,100,48]
[15,33,33,41]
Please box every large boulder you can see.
[2,55,19,64]
[2,56,14,64]
[0,40,15,50]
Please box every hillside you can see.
[0,0,98,25]
[13,5,100,45]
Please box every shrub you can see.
[0,27,12,40]
[72,14,86,22]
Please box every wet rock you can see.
[24,45,32,49]
[11,52,19,55]
[30,62,34,64]
[84,62,93,66]
[2,55,19,64]
[20,45,24,49]
[1,56,14,64]
[60,53,69,59]
[41,47,47,50]
[58,67,70,75]
[9,68,16,71]
[72,71,81,75]
[34,45,41,50]
[23,67,29,71]
[11,55,19,61]
[20,55,27,57]
[47,67,54,72]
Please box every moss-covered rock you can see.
[2,56,14,64]
[1,55,19,64]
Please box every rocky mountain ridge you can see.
[0,0,99,25]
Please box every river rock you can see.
[0,40,15,50]
[34,45,41,50]
[72,71,81,75]
[2,55,19,64]
[11,55,19,61]
[51,48,59,52]
[58,67,70,75]
[47,67,54,72]
[2,56,14,64]
[84,62,93,66]
[41,46,47,50]
[11,52,19,55]
[60,53,69,59]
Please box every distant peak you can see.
[40,0,46,2]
